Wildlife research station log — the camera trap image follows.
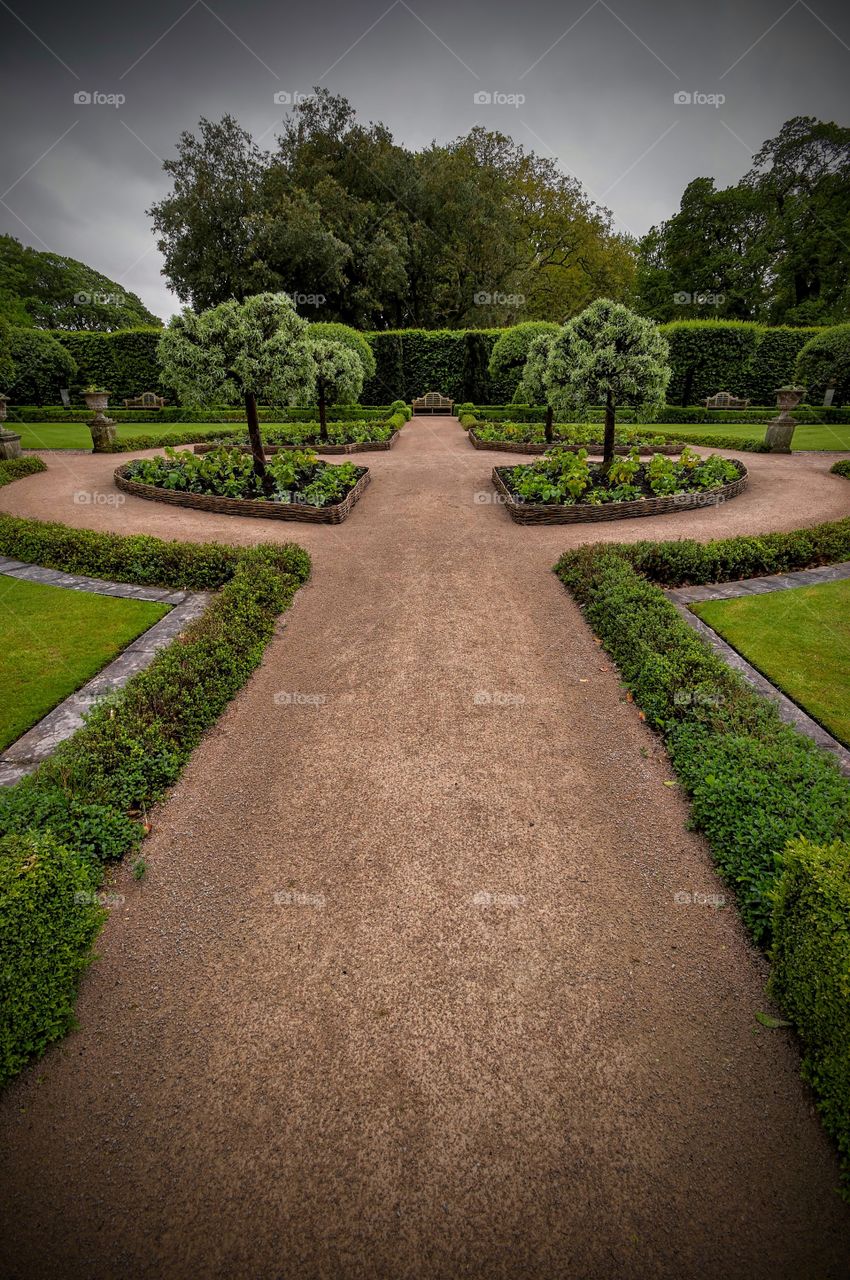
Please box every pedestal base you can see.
[764,417,796,453]
[89,418,117,453]
[0,429,22,460]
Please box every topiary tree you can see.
[795,324,850,407]
[158,292,313,490]
[488,321,560,399]
[306,339,364,442]
[4,327,77,405]
[545,299,670,469]
[307,321,376,384]
[520,332,558,442]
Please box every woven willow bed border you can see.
[192,431,400,456]
[491,460,749,525]
[114,464,371,524]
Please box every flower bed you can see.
[493,448,748,524]
[116,447,370,524]
[468,426,682,456]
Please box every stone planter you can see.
[83,389,117,453]
[764,386,806,454]
[0,396,21,458]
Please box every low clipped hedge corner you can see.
[556,521,850,1192]
[770,837,850,1195]
[0,831,105,1086]
[831,459,850,480]
[0,456,47,487]
[0,519,310,1081]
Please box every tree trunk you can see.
[681,365,695,408]
[245,392,272,496]
[602,389,616,472]
[318,387,328,443]
[545,404,554,444]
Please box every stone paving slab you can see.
[668,559,850,606]
[0,565,211,784]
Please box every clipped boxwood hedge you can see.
[770,837,850,1194]
[7,404,396,424]
[0,518,310,1082]
[0,456,46,487]
[0,831,105,1086]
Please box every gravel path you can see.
[1,420,849,1279]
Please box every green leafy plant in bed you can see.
[504,446,739,505]
[125,447,362,507]
[472,420,674,448]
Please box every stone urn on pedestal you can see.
[83,387,117,453]
[0,395,22,459]
[764,386,806,454]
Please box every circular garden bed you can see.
[114,447,370,524]
[492,448,748,524]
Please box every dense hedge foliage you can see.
[555,535,850,946]
[0,831,105,1086]
[53,328,163,402]
[35,319,850,409]
[0,521,310,1081]
[831,459,850,479]
[5,328,78,404]
[0,456,46,486]
[796,325,850,407]
[770,837,850,1195]
[8,404,396,423]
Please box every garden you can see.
[1,97,850,1275]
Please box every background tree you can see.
[0,235,159,331]
[488,321,560,398]
[545,299,670,469]
[795,325,850,406]
[520,333,558,442]
[1,328,78,404]
[0,319,17,392]
[158,293,313,489]
[305,339,364,442]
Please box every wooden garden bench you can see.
[412,391,454,415]
[704,391,750,410]
[123,391,166,409]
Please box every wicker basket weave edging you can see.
[468,429,682,456]
[192,431,400,456]
[114,464,371,524]
[491,460,748,525]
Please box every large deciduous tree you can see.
[545,299,670,469]
[158,293,313,490]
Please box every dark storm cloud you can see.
[2,0,849,319]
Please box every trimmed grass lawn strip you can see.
[692,579,850,748]
[0,576,169,750]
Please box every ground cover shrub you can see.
[831,460,850,479]
[0,456,46,486]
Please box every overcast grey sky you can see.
[2,0,849,320]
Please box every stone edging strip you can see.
[0,556,211,786]
[667,560,850,776]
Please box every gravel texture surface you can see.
[1,419,849,1279]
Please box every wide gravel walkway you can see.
[1,419,849,1279]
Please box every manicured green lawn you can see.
[675,421,850,451]
[0,577,169,749]
[692,578,850,747]
[14,423,227,450]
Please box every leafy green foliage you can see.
[554,545,850,942]
[488,322,559,397]
[159,293,314,409]
[305,339,364,411]
[831,459,850,479]
[0,234,159,331]
[307,322,376,380]
[126,447,362,506]
[0,456,46,487]
[2,328,78,405]
[0,831,105,1084]
[796,324,850,406]
[505,446,737,505]
[770,837,850,1196]
[658,320,760,405]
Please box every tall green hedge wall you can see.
[44,320,836,409]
